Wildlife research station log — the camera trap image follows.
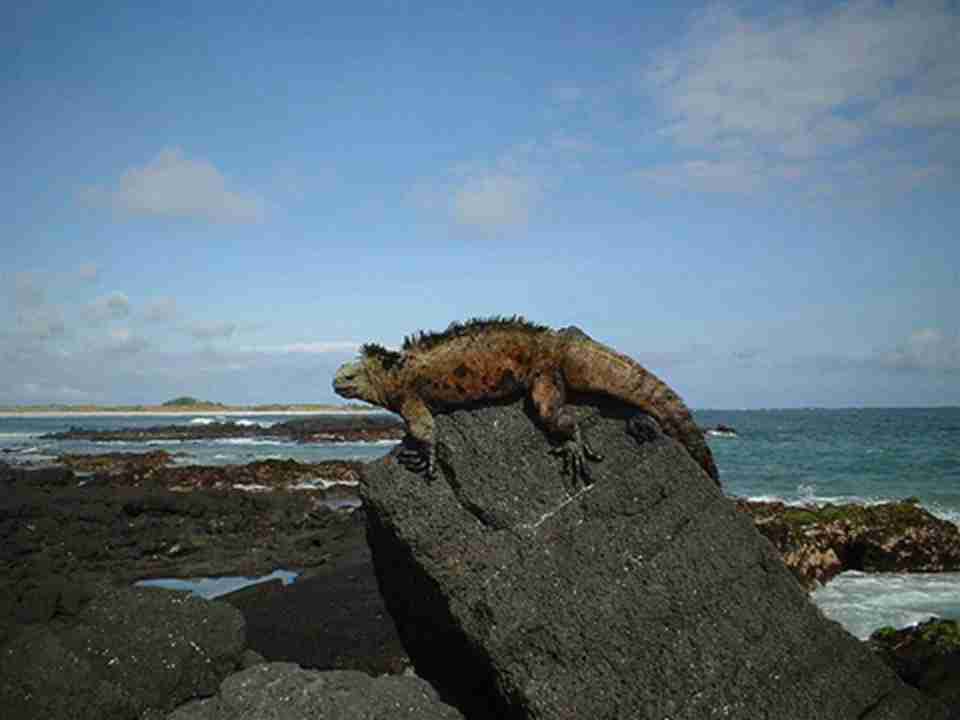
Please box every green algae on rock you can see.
[869,618,960,712]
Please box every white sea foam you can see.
[926,504,960,528]
[290,476,361,490]
[233,483,273,492]
[324,439,399,447]
[6,452,59,464]
[743,493,884,506]
[234,419,276,428]
[213,438,293,446]
[811,571,960,639]
[189,417,216,425]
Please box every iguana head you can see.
[332,344,402,405]
[332,359,378,402]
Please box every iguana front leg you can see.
[396,395,438,479]
[530,370,602,485]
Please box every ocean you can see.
[2,407,959,639]
[0,412,396,467]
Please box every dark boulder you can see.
[0,585,246,720]
[164,662,465,719]
[362,395,949,719]
[869,618,960,712]
[273,413,404,442]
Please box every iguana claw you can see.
[551,435,603,486]
[397,440,437,480]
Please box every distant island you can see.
[0,396,376,415]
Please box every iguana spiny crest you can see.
[334,317,719,485]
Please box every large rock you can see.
[164,662,464,719]
[0,585,246,719]
[738,499,960,589]
[362,396,949,719]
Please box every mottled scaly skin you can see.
[333,321,719,485]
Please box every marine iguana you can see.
[333,317,719,486]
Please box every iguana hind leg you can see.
[530,370,602,485]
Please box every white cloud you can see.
[452,173,541,228]
[144,296,179,324]
[412,134,596,230]
[732,348,762,364]
[87,291,131,323]
[93,147,264,223]
[636,158,764,194]
[19,382,93,401]
[77,263,99,282]
[13,272,45,307]
[16,307,65,340]
[640,1,960,192]
[881,328,960,372]
[7,273,66,341]
[190,321,237,341]
[549,85,584,104]
[105,328,150,354]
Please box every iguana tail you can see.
[561,341,720,484]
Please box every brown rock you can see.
[737,499,960,589]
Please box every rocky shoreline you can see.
[737,498,960,590]
[42,413,405,444]
[1,455,421,718]
[3,439,959,717]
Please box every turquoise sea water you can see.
[2,407,959,637]
[697,407,960,525]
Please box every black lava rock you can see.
[361,395,949,719]
[0,586,246,720]
[164,662,464,719]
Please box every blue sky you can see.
[3,0,958,408]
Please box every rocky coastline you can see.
[737,498,960,590]
[42,413,405,444]
[1,455,422,718]
[3,428,959,717]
